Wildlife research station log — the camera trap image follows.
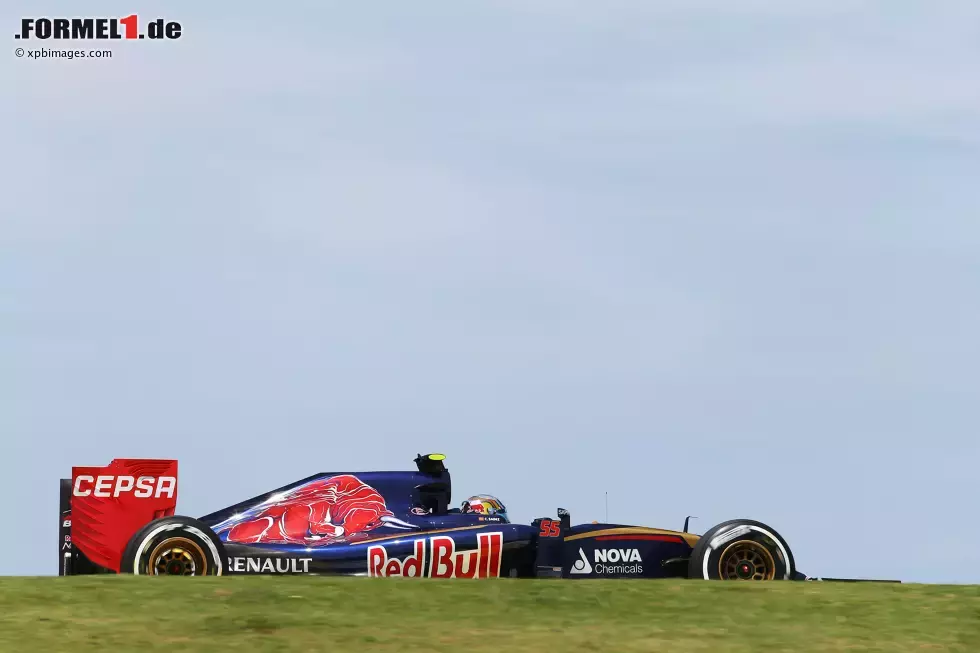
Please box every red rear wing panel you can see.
[70,459,178,572]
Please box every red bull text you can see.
[367,532,503,578]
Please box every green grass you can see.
[1,577,978,652]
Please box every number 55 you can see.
[539,519,561,537]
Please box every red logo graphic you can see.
[368,532,503,578]
[216,475,415,547]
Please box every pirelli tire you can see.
[688,519,795,581]
[121,516,226,576]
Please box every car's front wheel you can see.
[687,519,795,581]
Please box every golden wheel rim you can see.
[718,540,776,580]
[146,537,207,576]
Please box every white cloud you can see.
[493,0,877,21]
[649,39,980,127]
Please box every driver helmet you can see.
[460,495,509,522]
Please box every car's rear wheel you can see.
[688,519,795,581]
[121,516,226,576]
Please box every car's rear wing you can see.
[59,459,179,575]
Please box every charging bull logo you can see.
[214,474,417,547]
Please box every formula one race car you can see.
[59,453,813,581]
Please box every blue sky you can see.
[3,1,978,583]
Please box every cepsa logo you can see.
[73,475,176,499]
[15,15,182,41]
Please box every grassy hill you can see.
[1,576,978,652]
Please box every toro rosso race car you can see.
[59,453,826,581]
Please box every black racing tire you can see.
[688,519,795,581]
[120,516,226,576]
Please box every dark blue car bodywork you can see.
[195,454,705,580]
